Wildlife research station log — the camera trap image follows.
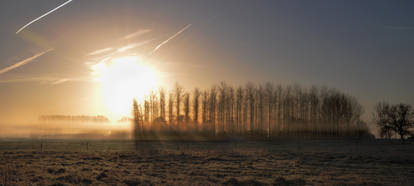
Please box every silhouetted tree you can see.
[184,92,190,124]
[129,82,368,140]
[202,90,208,125]
[246,83,255,133]
[159,88,166,121]
[265,82,274,137]
[236,87,243,134]
[374,102,414,141]
[175,83,183,127]
[168,92,174,126]
[132,99,143,150]
[193,88,200,125]
[209,86,217,134]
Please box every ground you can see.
[0,139,413,185]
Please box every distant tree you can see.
[130,82,369,140]
[132,99,143,150]
[228,86,235,133]
[168,92,174,126]
[184,92,190,123]
[201,90,208,124]
[175,83,183,126]
[374,102,414,141]
[265,82,274,137]
[193,88,200,125]
[150,90,159,123]
[218,82,227,132]
[246,83,255,133]
[209,86,217,133]
[236,87,243,134]
[144,100,150,124]
[159,88,166,121]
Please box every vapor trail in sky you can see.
[0,49,53,75]
[150,24,192,55]
[122,29,151,40]
[88,48,113,56]
[16,0,73,34]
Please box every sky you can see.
[0,0,413,124]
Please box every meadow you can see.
[0,139,413,185]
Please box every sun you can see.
[91,55,159,119]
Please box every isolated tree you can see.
[374,102,414,141]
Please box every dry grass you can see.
[0,139,413,185]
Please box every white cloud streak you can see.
[122,29,151,40]
[88,48,113,56]
[16,0,73,34]
[150,24,192,55]
[117,40,151,52]
[0,49,53,75]
[0,76,92,85]
[52,78,71,85]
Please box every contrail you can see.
[122,29,151,40]
[150,24,192,55]
[0,49,53,75]
[88,47,113,56]
[52,78,71,85]
[16,0,73,34]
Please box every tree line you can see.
[132,82,370,140]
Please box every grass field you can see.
[0,139,413,185]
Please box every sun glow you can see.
[91,56,159,119]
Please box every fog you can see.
[0,121,131,139]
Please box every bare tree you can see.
[175,83,183,127]
[236,87,243,134]
[184,92,190,124]
[209,86,217,134]
[132,99,143,151]
[193,88,200,125]
[265,82,274,138]
[202,90,208,125]
[159,88,166,121]
[374,102,414,141]
[246,83,255,133]
[168,92,174,126]
[131,82,368,139]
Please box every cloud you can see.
[0,75,92,85]
[52,78,71,85]
[122,29,151,40]
[150,24,192,55]
[0,49,53,75]
[16,0,73,34]
[117,40,152,52]
[0,76,55,83]
[88,48,113,56]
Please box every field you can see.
[0,139,413,185]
